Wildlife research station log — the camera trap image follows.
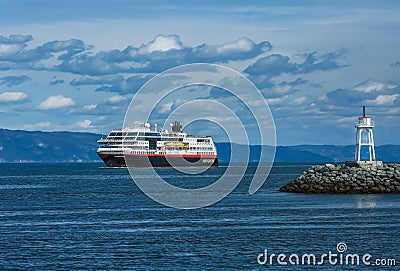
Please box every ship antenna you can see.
[363,105,366,117]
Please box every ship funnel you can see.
[171,121,182,133]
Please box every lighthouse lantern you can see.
[354,106,376,162]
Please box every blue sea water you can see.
[0,163,399,270]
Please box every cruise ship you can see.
[97,121,218,168]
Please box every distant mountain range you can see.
[0,129,99,163]
[0,129,399,163]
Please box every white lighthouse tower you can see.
[354,106,376,162]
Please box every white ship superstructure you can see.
[97,121,218,167]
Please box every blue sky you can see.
[0,0,399,145]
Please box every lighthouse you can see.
[354,106,376,162]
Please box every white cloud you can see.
[355,81,385,93]
[216,38,253,53]
[37,95,75,110]
[0,91,28,102]
[106,95,127,104]
[141,34,183,53]
[158,102,173,114]
[0,44,24,57]
[294,96,307,104]
[83,103,97,110]
[375,94,398,105]
[76,119,92,128]
[266,95,289,105]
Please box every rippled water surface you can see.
[0,163,399,270]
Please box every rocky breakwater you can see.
[280,162,400,194]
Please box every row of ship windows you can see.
[103,140,212,146]
[189,147,213,151]
[128,151,215,155]
[102,145,213,151]
[107,137,184,142]
[109,132,211,142]
[106,136,210,143]
[109,132,159,137]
